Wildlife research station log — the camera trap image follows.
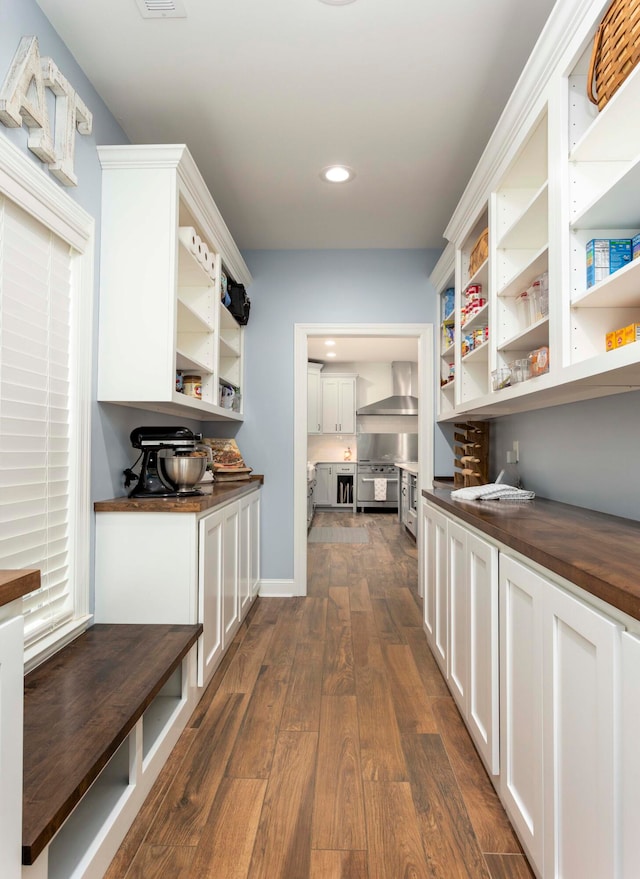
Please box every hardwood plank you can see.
[103,727,197,879]
[295,635,325,664]
[146,690,247,847]
[263,609,302,667]
[328,586,351,625]
[401,733,491,879]
[385,586,423,628]
[371,598,406,644]
[382,644,438,734]
[432,698,521,853]
[312,695,367,850]
[248,730,317,879]
[484,854,535,879]
[280,656,323,732]
[404,627,451,700]
[218,623,274,694]
[187,639,240,728]
[124,844,195,878]
[349,577,374,614]
[351,610,385,671]
[188,777,267,879]
[250,597,291,626]
[225,663,290,778]
[355,661,407,781]
[363,780,432,879]
[300,597,328,641]
[322,624,356,696]
[310,850,369,879]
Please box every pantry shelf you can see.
[498,316,549,353]
[572,257,640,308]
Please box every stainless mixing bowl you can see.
[162,454,207,492]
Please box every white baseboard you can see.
[258,579,302,598]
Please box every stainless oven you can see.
[356,463,399,511]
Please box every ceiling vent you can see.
[135,0,187,18]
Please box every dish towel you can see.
[374,478,387,501]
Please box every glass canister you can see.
[183,374,202,399]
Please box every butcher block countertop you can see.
[94,475,263,514]
[424,488,640,623]
[0,569,40,609]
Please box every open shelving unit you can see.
[97,145,251,422]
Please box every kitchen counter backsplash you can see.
[307,435,357,463]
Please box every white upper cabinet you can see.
[321,375,356,434]
[432,0,640,420]
[97,145,251,421]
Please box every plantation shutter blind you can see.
[0,194,75,646]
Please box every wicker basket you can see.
[468,228,488,277]
[588,0,640,110]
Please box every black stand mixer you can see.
[126,426,205,498]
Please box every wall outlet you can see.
[506,450,515,464]
[513,440,519,463]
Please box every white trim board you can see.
[294,323,434,598]
[258,580,296,598]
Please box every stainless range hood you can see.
[356,361,418,416]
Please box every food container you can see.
[528,346,549,377]
[492,367,512,391]
[183,374,202,399]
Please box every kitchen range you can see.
[356,433,418,514]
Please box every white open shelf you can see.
[498,316,549,353]
[497,182,548,250]
[175,347,213,375]
[571,154,640,230]
[461,302,489,333]
[462,340,489,363]
[497,245,549,298]
[177,241,215,287]
[572,256,640,308]
[177,298,214,333]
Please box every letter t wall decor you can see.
[0,36,93,186]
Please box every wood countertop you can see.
[0,569,40,609]
[424,489,640,622]
[94,475,263,513]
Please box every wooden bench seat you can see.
[22,622,202,866]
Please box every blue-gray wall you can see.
[490,392,640,521]
[204,249,445,582]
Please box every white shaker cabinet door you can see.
[499,554,545,875]
[447,518,468,712]
[621,630,640,878]
[421,501,448,676]
[466,531,499,776]
[0,615,23,879]
[199,508,223,686]
[249,489,261,598]
[222,501,240,648]
[542,583,620,879]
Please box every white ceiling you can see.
[36,0,557,251]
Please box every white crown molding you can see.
[429,241,455,292]
[0,129,93,252]
[97,143,251,287]
[444,0,603,245]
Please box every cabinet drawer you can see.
[335,464,355,474]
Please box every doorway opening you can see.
[293,323,434,597]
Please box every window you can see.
[0,134,94,668]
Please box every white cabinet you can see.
[542,580,620,879]
[621,631,640,878]
[0,615,23,879]
[314,464,333,506]
[447,519,468,710]
[95,488,260,687]
[199,508,223,682]
[499,554,545,873]
[321,376,356,434]
[307,363,323,434]
[500,552,621,879]
[97,144,251,421]
[421,499,448,676]
[313,462,355,509]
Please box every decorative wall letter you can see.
[0,36,93,186]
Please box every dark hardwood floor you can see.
[105,510,533,879]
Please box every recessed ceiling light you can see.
[326,351,337,357]
[318,0,357,5]
[325,340,336,346]
[320,165,355,184]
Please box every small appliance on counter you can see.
[125,426,210,498]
